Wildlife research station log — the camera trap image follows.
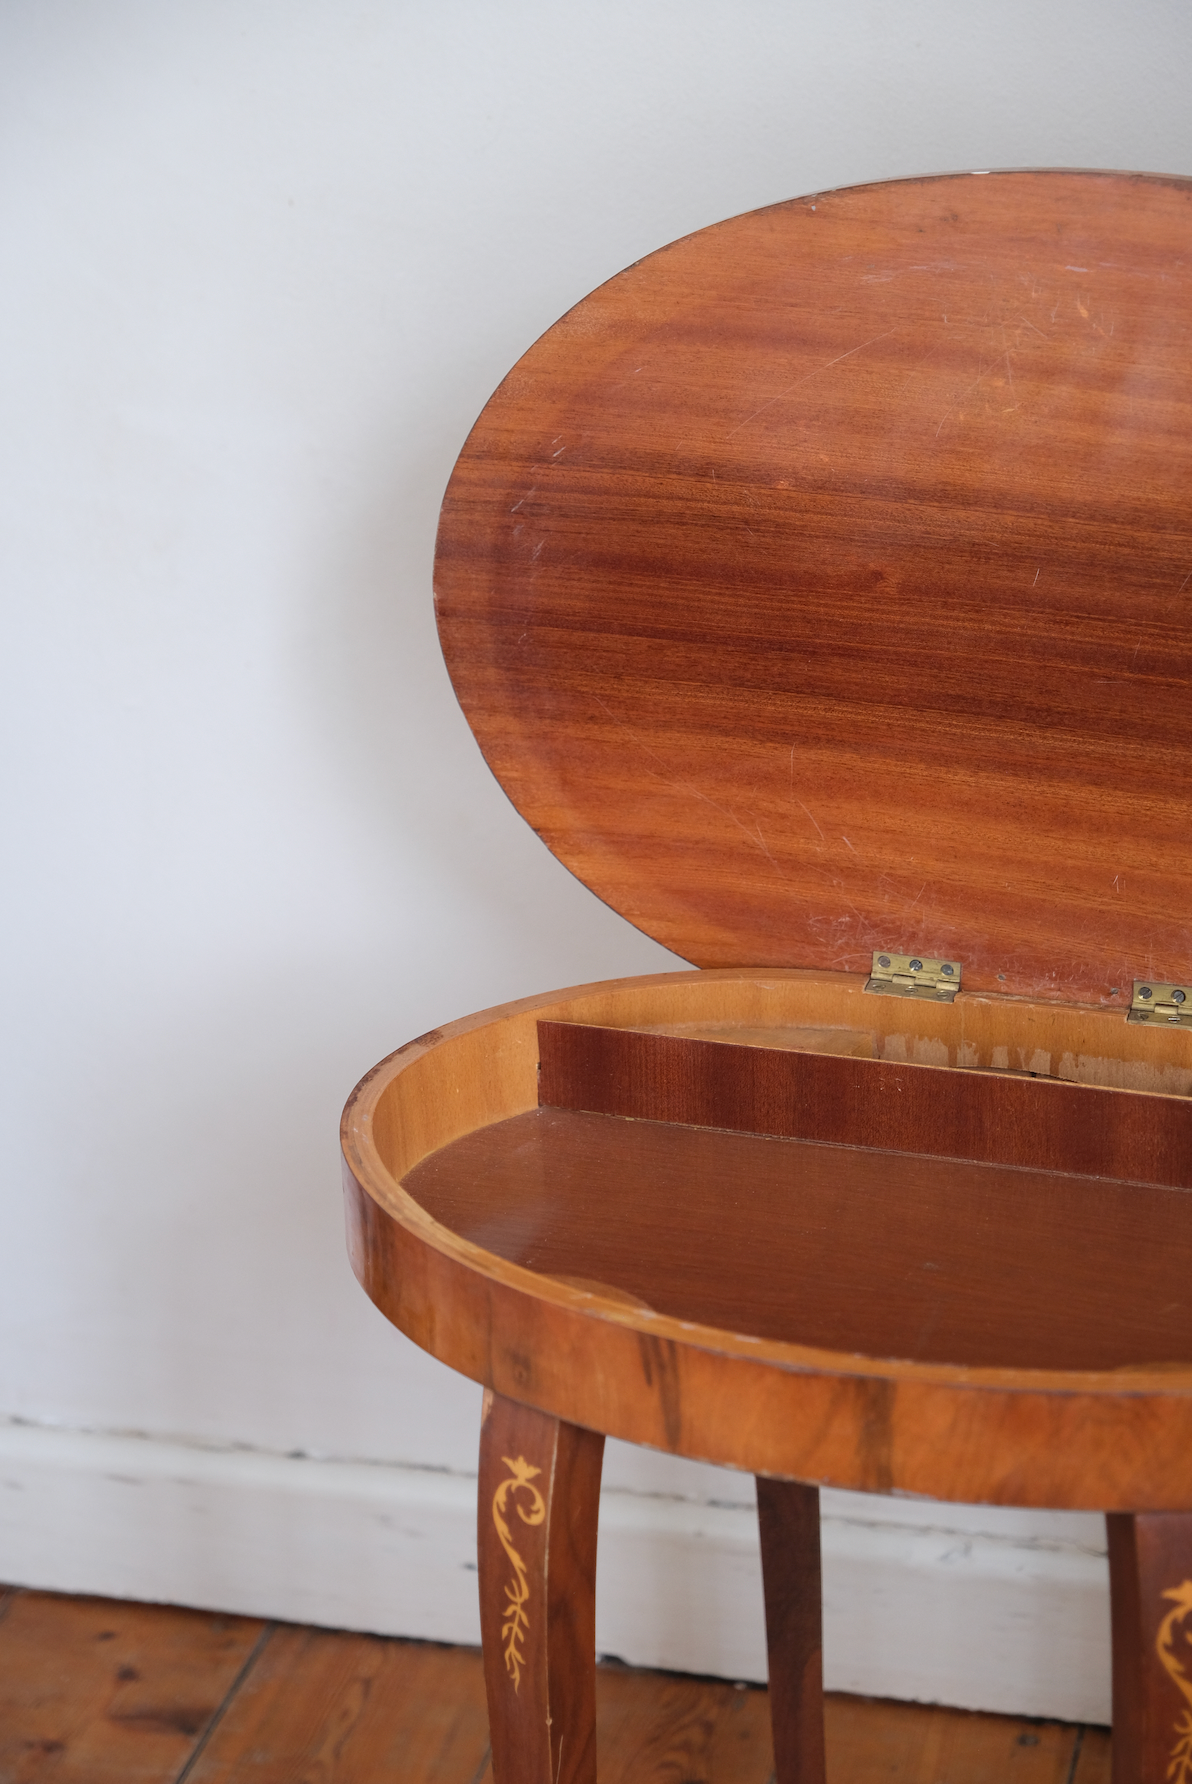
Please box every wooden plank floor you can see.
[0,1582,1111,1783]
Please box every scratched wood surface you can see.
[435,170,1192,1004]
[0,1585,1112,1783]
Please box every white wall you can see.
[2,0,1189,1717]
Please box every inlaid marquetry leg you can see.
[478,1389,606,1784]
[1107,1512,1192,1784]
[756,1477,826,1784]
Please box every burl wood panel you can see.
[435,170,1192,1003]
[478,1390,606,1784]
[537,1020,1192,1188]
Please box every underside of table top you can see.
[435,171,1192,1005]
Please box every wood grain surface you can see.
[0,1589,267,1783]
[477,1390,605,1784]
[401,1105,1192,1372]
[1106,1512,1192,1784]
[825,1696,1103,1784]
[435,170,1192,1003]
[757,1479,826,1784]
[343,971,1192,1508]
[538,1019,1192,1187]
[184,1624,493,1783]
[0,1584,1113,1783]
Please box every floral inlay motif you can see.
[492,1454,546,1691]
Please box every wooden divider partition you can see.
[537,1020,1192,1188]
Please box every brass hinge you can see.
[864,951,962,1003]
[1127,980,1192,1027]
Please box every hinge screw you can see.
[1139,986,1153,1000]
[908,958,923,971]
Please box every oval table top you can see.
[341,969,1192,1514]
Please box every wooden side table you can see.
[343,171,1192,1782]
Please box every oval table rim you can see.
[341,967,1192,1405]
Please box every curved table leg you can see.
[1108,1512,1192,1784]
[478,1389,605,1784]
[757,1476,826,1784]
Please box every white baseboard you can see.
[0,1419,1110,1723]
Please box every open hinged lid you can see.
[434,170,1192,1006]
